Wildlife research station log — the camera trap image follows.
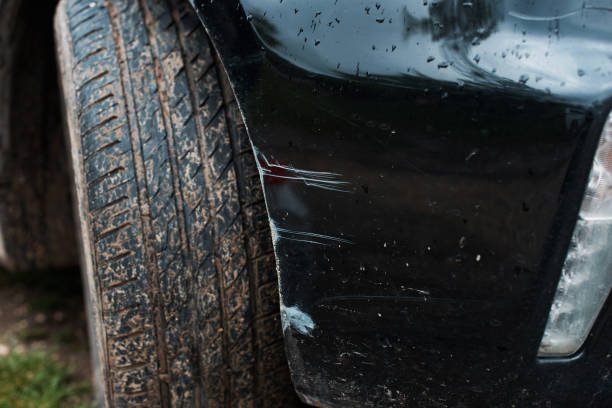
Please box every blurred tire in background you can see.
[0,0,77,273]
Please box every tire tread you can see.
[56,0,294,406]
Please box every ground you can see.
[0,268,92,407]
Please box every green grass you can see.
[0,351,90,408]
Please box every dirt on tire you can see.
[54,0,296,406]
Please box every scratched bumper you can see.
[189,0,612,405]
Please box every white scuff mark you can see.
[275,226,353,246]
[404,287,430,296]
[269,218,353,246]
[254,147,351,193]
[269,219,281,246]
[281,304,315,336]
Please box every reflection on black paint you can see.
[241,0,611,97]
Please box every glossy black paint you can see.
[190,0,612,406]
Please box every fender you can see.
[189,0,612,406]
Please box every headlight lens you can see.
[539,112,612,357]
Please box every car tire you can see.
[0,0,78,272]
[54,0,296,406]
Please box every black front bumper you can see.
[190,0,612,405]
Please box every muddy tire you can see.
[54,0,295,406]
[0,0,78,272]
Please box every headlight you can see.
[539,111,612,357]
